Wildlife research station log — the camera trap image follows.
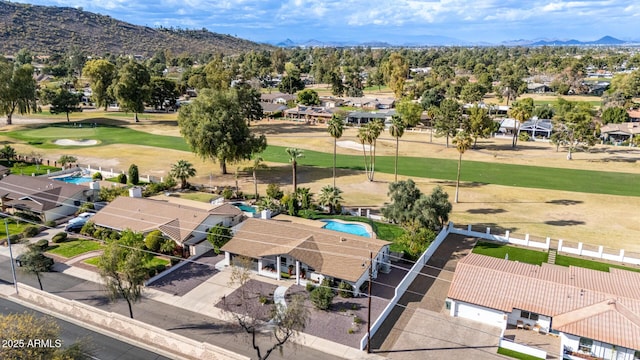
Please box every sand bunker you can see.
[53,139,98,146]
[337,140,372,151]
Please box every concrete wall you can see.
[14,284,248,360]
[499,338,547,359]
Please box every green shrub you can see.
[80,221,95,236]
[518,132,531,142]
[9,234,22,243]
[266,183,283,200]
[144,230,164,252]
[128,164,139,185]
[338,281,353,298]
[299,209,317,219]
[29,238,49,251]
[306,282,315,292]
[92,172,103,180]
[347,328,355,334]
[310,285,335,310]
[76,202,95,215]
[222,187,233,200]
[353,316,362,324]
[22,225,40,238]
[116,173,127,184]
[259,295,269,304]
[52,232,68,243]
[154,264,166,274]
[44,220,56,228]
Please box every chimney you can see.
[129,187,142,198]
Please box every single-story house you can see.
[518,117,553,139]
[91,196,244,257]
[600,122,640,143]
[447,253,640,360]
[284,105,334,123]
[319,96,344,108]
[527,83,551,94]
[260,92,296,105]
[221,218,391,294]
[0,175,98,222]
[260,103,288,118]
[627,109,640,122]
[346,110,396,126]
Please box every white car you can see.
[68,212,94,225]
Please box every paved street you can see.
[0,255,345,360]
[0,296,170,360]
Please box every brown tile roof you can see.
[600,122,640,136]
[448,254,640,349]
[221,218,390,282]
[91,197,241,244]
[0,175,87,212]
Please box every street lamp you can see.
[5,219,19,294]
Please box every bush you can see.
[154,264,166,274]
[128,164,139,185]
[306,282,315,292]
[52,232,68,243]
[310,285,335,310]
[518,132,531,142]
[22,225,40,238]
[266,183,283,200]
[116,173,127,184]
[80,221,96,236]
[221,187,233,200]
[9,234,22,243]
[44,220,57,227]
[299,209,317,219]
[29,238,49,251]
[92,172,103,180]
[144,230,164,252]
[76,202,95,215]
[338,281,353,298]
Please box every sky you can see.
[11,0,640,44]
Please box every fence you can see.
[449,224,551,250]
[359,223,450,351]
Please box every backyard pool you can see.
[321,220,371,238]
[231,202,257,213]
[54,176,93,185]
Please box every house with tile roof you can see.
[91,196,244,257]
[446,253,640,360]
[220,218,391,294]
[600,122,640,143]
[0,175,98,222]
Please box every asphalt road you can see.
[0,296,170,360]
[0,256,344,360]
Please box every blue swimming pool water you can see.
[55,176,93,184]
[321,220,370,238]
[232,202,257,213]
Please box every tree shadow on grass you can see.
[546,199,583,206]
[434,180,487,188]
[466,208,507,214]
[544,220,586,226]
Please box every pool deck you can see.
[272,214,376,238]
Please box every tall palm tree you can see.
[248,156,268,200]
[357,120,384,182]
[327,114,344,187]
[317,185,343,214]
[170,159,197,189]
[285,148,304,192]
[389,115,405,182]
[453,131,473,203]
[508,101,532,148]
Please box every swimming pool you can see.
[321,220,371,238]
[54,176,93,184]
[232,202,257,213]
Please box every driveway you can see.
[147,250,223,296]
[370,233,505,360]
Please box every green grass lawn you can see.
[533,99,602,107]
[0,219,30,237]
[8,123,640,197]
[555,255,640,273]
[46,240,104,258]
[83,257,100,266]
[472,241,548,265]
[10,164,60,176]
[175,191,221,203]
[497,347,544,360]
[84,254,169,268]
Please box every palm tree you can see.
[247,157,267,200]
[508,101,532,148]
[0,145,16,163]
[170,160,197,189]
[389,115,405,182]
[317,185,343,214]
[357,120,384,182]
[327,114,344,187]
[285,148,304,192]
[453,131,473,203]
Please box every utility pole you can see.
[367,251,372,353]
[5,219,19,294]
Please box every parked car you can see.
[68,212,94,225]
[65,221,84,233]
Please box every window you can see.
[578,338,593,353]
[634,350,640,360]
[520,311,539,321]
[280,257,287,266]
[445,301,451,310]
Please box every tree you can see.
[357,119,384,181]
[452,131,473,203]
[327,114,344,187]
[247,156,267,199]
[433,99,462,148]
[170,159,197,189]
[552,100,597,160]
[41,87,82,122]
[397,219,436,260]
[460,82,487,104]
[236,83,263,126]
[204,54,233,90]
[111,61,151,122]
[149,77,179,110]
[389,115,405,182]
[227,256,309,360]
[508,98,534,148]
[207,224,232,254]
[0,312,93,360]
[381,179,423,226]
[601,106,630,124]
[382,52,409,98]
[0,144,16,162]
[128,164,139,185]
[82,59,116,110]
[297,89,320,105]
[0,60,38,125]
[58,154,77,168]
[97,231,148,319]
[395,99,423,127]
[310,284,335,310]
[144,230,164,252]
[178,88,267,174]
[286,148,304,192]
[317,185,343,214]
[278,75,305,94]
[464,105,495,148]
[416,186,452,230]
[19,246,54,290]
